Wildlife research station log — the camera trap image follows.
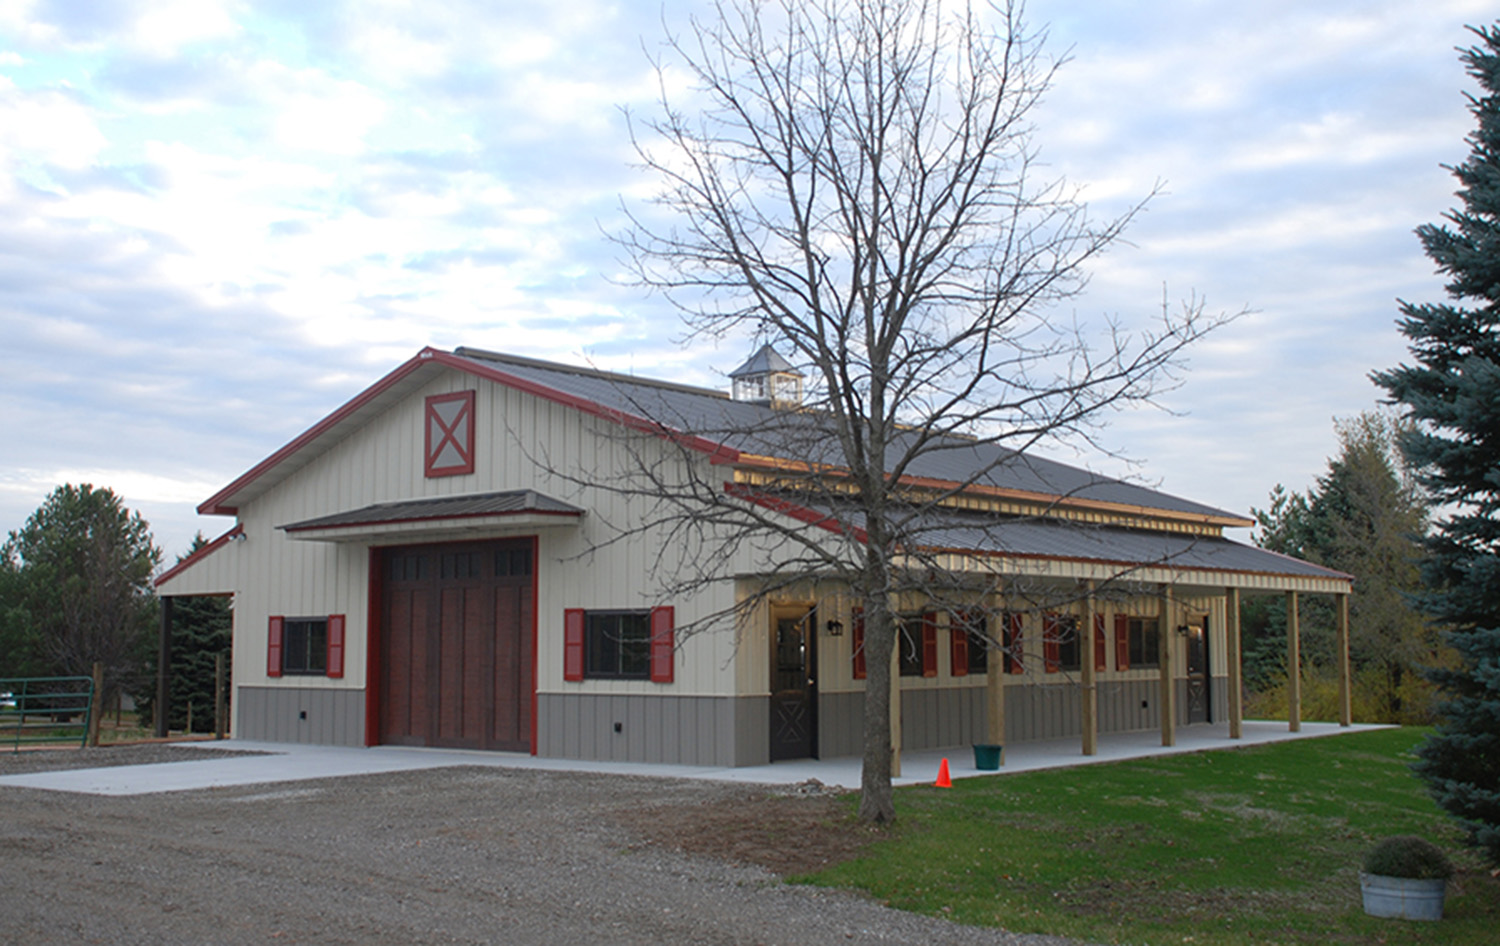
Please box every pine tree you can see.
[1373,24,1500,868]
[1,484,160,708]
[135,536,232,733]
[1243,414,1435,721]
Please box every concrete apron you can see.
[0,720,1390,797]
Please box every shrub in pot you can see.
[1360,835,1453,921]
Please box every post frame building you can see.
[155,346,1353,766]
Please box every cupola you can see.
[728,344,804,408]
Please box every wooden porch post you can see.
[1286,591,1301,733]
[986,624,1006,761]
[1159,584,1176,747]
[1226,587,1243,739]
[1336,592,1352,727]
[1081,582,1098,756]
[890,643,902,777]
[156,596,173,739]
[214,652,227,740]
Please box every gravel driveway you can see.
[0,747,1083,946]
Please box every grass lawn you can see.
[802,728,1497,945]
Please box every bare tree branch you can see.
[596,0,1238,822]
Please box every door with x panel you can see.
[769,606,818,760]
[1186,618,1211,725]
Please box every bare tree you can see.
[605,0,1230,822]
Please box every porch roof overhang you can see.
[733,488,1353,596]
[279,490,584,544]
[914,516,1353,596]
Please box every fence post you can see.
[87,661,103,747]
[215,653,226,740]
[156,596,173,738]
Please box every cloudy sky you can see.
[0,0,1489,565]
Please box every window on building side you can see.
[283,618,328,675]
[952,609,989,675]
[585,611,652,679]
[1002,613,1022,673]
[898,614,926,677]
[1045,614,1081,673]
[1128,617,1160,668]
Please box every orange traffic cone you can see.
[935,757,952,788]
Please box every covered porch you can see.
[879,546,1355,775]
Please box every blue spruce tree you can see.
[1374,24,1500,868]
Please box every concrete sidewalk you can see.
[0,719,1388,796]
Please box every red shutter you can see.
[1094,613,1107,672]
[326,614,346,678]
[649,606,675,683]
[1043,614,1060,673]
[921,612,938,678]
[267,616,284,678]
[1115,614,1131,670]
[950,614,969,678]
[1008,612,1024,674]
[563,609,585,682]
[852,608,866,680]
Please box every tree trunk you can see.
[858,600,897,823]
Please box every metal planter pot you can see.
[1359,872,1447,921]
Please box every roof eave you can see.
[732,454,1254,530]
[154,524,243,589]
[198,347,451,516]
[197,347,744,517]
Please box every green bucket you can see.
[973,743,1002,770]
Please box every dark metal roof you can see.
[729,344,800,378]
[451,348,1247,524]
[281,490,582,533]
[914,511,1348,581]
[762,497,1349,582]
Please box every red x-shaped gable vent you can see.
[424,390,476,477]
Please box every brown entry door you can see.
[769,607,817,761]
[380,540,535,751]
[1186,619,1210,725]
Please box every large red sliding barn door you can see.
[380,539,534,751]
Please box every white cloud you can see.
[262,68,387,155]
[0,82,107,169]
[0,0,1487,558]
[128,0,238,57]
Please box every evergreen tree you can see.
[1,484,160,709]
[1243,414,1435,720]
[135,535,232,733]
[1373,24,1500,868]
[0,562,47,678]
[1242,484,1317,690]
